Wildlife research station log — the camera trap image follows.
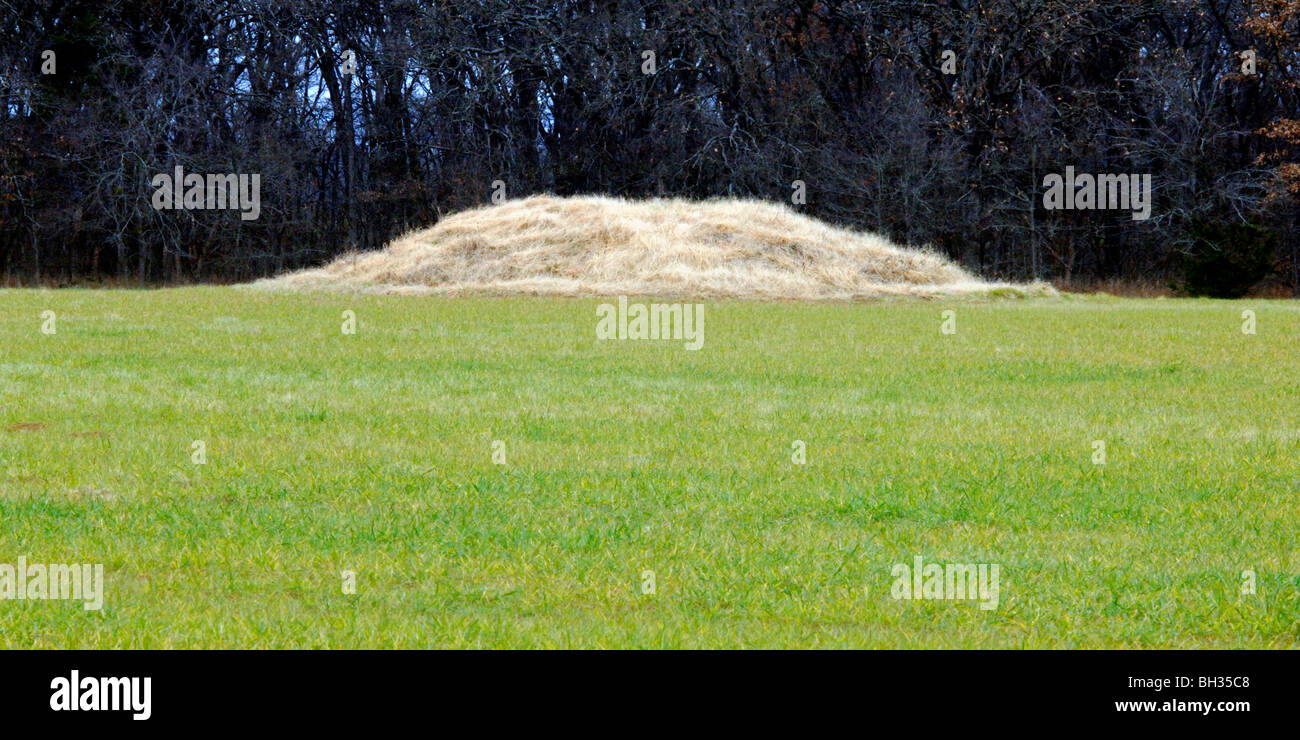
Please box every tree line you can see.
[2,0,1298,292]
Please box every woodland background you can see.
[2,0,1298,291]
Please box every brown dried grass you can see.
[255,195,1052,300]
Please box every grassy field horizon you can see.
[1,287,1296,648]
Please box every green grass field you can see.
[0,287,1296,648]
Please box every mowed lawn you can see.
[0,286,1296,648]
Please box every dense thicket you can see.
[2,0,1297,289]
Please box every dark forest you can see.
[3,1,1298,292]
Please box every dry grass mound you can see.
[255,195,1051,299]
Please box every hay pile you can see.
[256,195,1049,299]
